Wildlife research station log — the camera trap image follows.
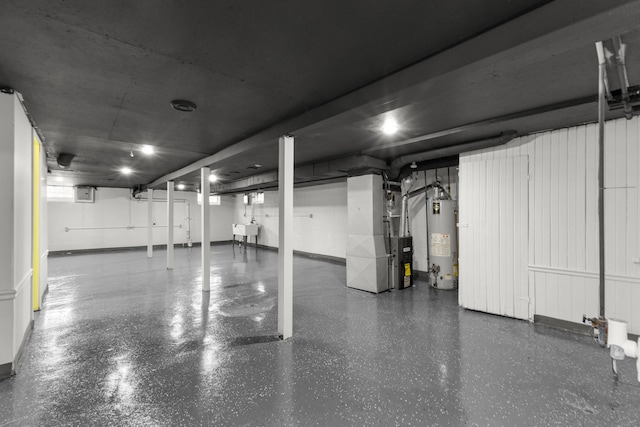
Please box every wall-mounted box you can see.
[74,186,94,203]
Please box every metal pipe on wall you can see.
[596,41,606,318]
[147,188,153,258]
[167,180,175,270]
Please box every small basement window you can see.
[47,185,74,202]
[197,194,221,205]
[252,192,264,204]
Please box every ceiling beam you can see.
[147,0,640,189]
[363,96,596,154]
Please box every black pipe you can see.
[597,42,606,318]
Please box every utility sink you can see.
[232,223,258,236]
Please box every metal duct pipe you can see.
[387,131,517,180]
[396,156,458,181]
[399,194,408,237]
[596,41,607,318]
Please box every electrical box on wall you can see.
[74,186,95,203]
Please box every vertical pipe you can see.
[167,181,174,270]
[400,195,408,237]
[596,41,606,318]
[278,135,294,339]
[201,167,211,291]
[147,188,153,258]
[424,170,430,273]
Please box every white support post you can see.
[147,188,153,258]
[278,135,294,339]
[167,181,174,270]
[201,167,211,291]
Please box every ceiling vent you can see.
[170,100,197,112]
[57,152,75,168]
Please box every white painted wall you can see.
[234,181,348,259]
[48,188,235,252]
[0,93,34,371]
[0,93,16,368]
[460,116,640,333]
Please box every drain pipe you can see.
[596,41,606,318]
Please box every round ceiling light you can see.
[170,100,197,112]
[381,117,398,135]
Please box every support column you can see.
[147,188,153,258]
[167,181,174,270]
[278,135,294,339]
[201,167,211,291]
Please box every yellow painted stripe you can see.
[32,134,40,311]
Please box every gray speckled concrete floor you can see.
[1,246,640,426]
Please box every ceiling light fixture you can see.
[381,117,399,135]
[170,99,197,112]
[209,174,218,183]
[177,183,185,190]
[141,145,154,155]
[129,150,134,158]
[120,167,132,175]
[410,162,417,169]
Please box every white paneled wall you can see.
[460,116,640,333]
[458,157,529,319]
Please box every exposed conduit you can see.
[596,41,606,318]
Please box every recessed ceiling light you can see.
[209,174,218,183]
[177,183,185,190]
[381,117,399,135]
[141,145,154,155]
[170,99,197,112]
[121,167,132,175]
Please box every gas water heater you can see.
[427,198,458,290]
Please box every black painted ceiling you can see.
[1,1,639,191]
